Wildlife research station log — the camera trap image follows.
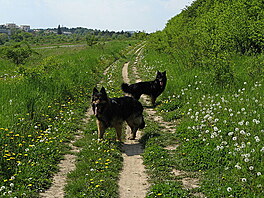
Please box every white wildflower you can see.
[235,164,241,169]
[227,187,232,192]
[228,132,234,136]
[238,120,244,125]
[240,130,246,135]
[241,178,247,182]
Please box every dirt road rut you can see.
[118,58,149,198]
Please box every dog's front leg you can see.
[151,96,157,106]
[96,120,105,139]
[114,124,123,141]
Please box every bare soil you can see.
[118,59,150,198]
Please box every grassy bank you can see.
[137,47,263,197]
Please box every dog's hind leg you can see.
[138,115,145,129]
[127,115,144,140]
[128,126,138,140]
[126,120,136,140]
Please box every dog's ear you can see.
[100,87,107,96]
[163,71,166,76]
[93,87,99,95]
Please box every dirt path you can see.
[118,53,150,197]
[39,134,82,198]
[40,43,203,198]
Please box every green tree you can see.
[133,31,148,40]
[1,42,36,66]
[57,25,62,35]
[0,33,9,45]
[86,34,97,46]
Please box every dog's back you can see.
[121,81,154,99]
[109,96,144,125]
[92,87,145,140]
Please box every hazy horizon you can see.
[0,0,195,33]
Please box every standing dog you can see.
[92,87,145,141]
[121,71,167,106]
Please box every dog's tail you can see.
[121,83,131,93]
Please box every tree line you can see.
[0,26,147,46]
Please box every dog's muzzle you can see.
[92,101,106,116]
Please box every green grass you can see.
[139,105,199,197]
[65,117,123,198]
[0,40,138,197]
[1,37,262,197]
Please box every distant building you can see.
[20,25,30,32]
[6,23,18,29]
[63,32,72,35]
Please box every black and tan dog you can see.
[92,87,145,141]
[121,71,167,106]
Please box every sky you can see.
[0,0,194,33]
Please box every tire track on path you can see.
[118,45,149,198]
[129,46,205,198]
[40,43,144,198]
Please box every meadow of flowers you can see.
[65,117,123,198]
[0,98,81,197]
[166,78,263,196]
[1,38,262,197]
[137,48,263,197]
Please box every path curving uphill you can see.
[122,44,204,198]
[118,50,150,197]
